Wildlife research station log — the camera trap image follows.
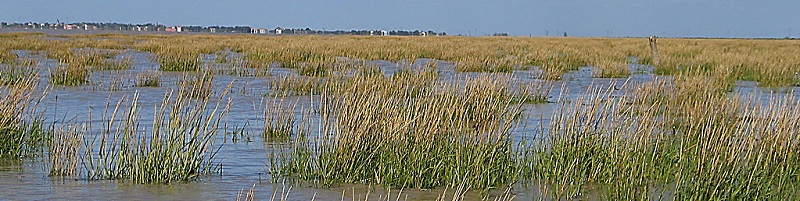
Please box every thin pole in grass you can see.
[648,36,659,66]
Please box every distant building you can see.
[0,21,447,37]
[252,28,267,34]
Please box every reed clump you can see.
[0,48,18,64]
[180,70,215,99]
[590,57,631,78]
[156,48,203,71]
[272,72,525,191]
[50,62,91,86]
[0,59,38,86]
[214,51,229,64]
[392,63,439,86]
[509,78,553,104]
[220,59,272,77]
[83,88,229,183]
[0,33,51,51]
[47,48,112,69]
[97,56,132,71]
[270,75,326,96]
[454,57,515,73]
[0,74,46,159]
[533,76,800,199]
[297,59,331,77]
[262,99,297,141]
[134,70,162,87]
[46,48,129,86]
[49,124,84,176]
[528,51,589,80]
[533,84,672,199]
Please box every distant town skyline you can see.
[1,21,448,36]
[1,0,798,38]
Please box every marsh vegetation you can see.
[0,32,798,200]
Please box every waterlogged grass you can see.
[532,77,800,199]
[0,59,38,86]
[97,56,132,71]
[297,60,331,77]
[0,119,46,159]
[590,57,631,78]
[1,33,800,198]
[533,84,674,199]
[509,79,553,104]
[270,75,326,96]
[652,39,800,88]
[262,99,296,141]
[157,48,202,71]
[134,70,162,87]
[49,124,84,176]
[214,51,229,64]
[455,57,516,73]
[0,48,18,64]
[271,73,527,191]
[50,62,90,86]
[5,33,799,87]
[0,75,46,159]
[46,48,103,66]
[530,52,588,80]
[81,88,230,183]
[180,70,215,99]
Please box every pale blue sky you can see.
[1,0,798,38]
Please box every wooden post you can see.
[648,36,660,66]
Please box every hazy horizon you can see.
[1,0,798,38]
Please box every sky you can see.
[1,0,798,38]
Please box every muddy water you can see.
[1,50,798,200]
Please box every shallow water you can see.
[1,50,798,200]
